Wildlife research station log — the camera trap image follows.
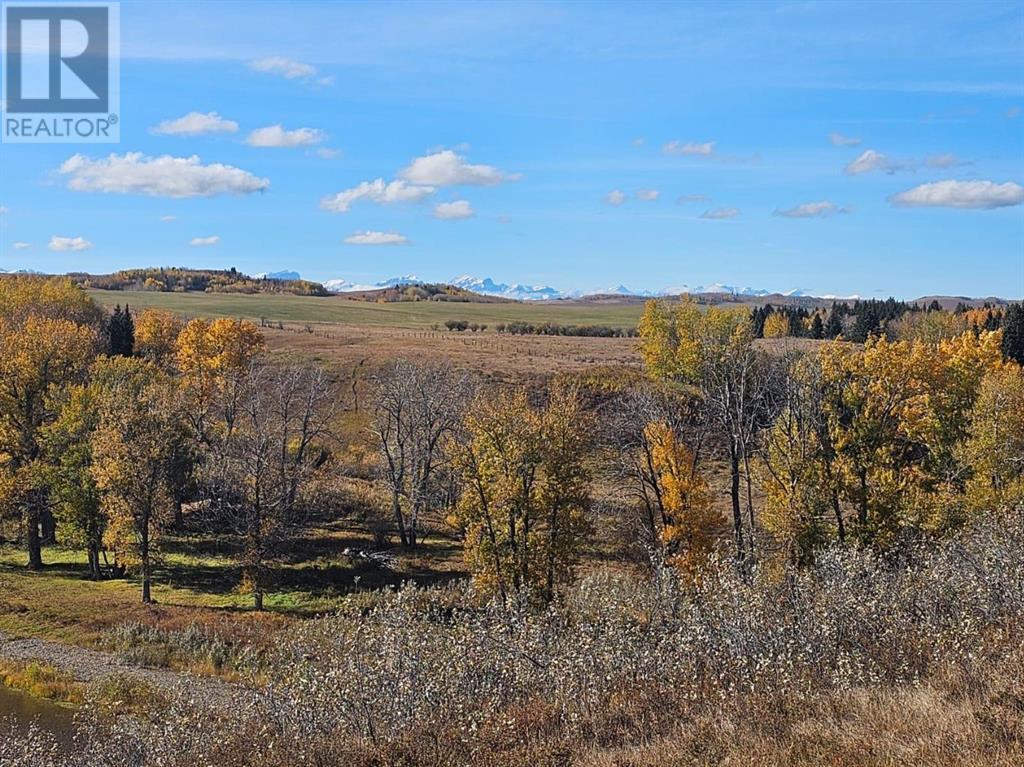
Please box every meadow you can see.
[86,289,648,329]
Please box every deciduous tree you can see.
[452,385,590,604]
[0,314,97,568]
[90,357,183,603]
[372,361,473,547]
[205,364,334,610]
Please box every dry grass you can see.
[0,660,83,705]
[584,658,1024,766]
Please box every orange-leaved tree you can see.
[644,422,717,579]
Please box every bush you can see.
[101,622,254,676]
[5,521,1022,766]
[0,660,83,704]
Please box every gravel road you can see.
[0,631,238,708]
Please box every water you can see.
[0,685,77,746]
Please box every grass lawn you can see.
[87,289,648,329]
[0,517,466,648]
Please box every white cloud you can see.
[889,180,1024,210]
[344,230,409,246]
[1008,106,1021,118]
[160,215,177,222]
[0,206,7,214]
[13,242,32,249]
[604,190,626,206]
[844,149,906,175]
[398,150,518,186]
[246,125,325,148]
[631,137,646,147]
[636,189,660,201]
[662,140,715,156]
[774,200,846,218]
[248,56,316,79]
[49,235,92,251]
[434,200,474,219]
[829,132,862,146]
[189,235,220,246]
[313,147,341,159]
[59,153,270,198]
[151,111,238,136]
[676,194,707,204]
[320,178,434,213]
[700,207,740,220]
[924,153,964,168]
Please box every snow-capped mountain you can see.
[254,270,301,281]
[584,285,658,298]
[695,283,772,297]
[323,274,422,293]
[450,275,561,301]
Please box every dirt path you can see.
[0,631,238,708]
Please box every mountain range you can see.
[317,273,856,301]
[0,265,861,301]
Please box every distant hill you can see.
[339,281,514,304]
[912,296,1012,311]
[69,267,329,297]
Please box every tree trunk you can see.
[832,489,846,543]
[741,446,756,559]
[40,509,56,544]
[140,517,151,604]
[87,544,101,580]
[26,516,43,570]
[729,440,745,564]
[392,492,409,547]
[857,468,869,529]
[254,587,264,611]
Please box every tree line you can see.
[0,276,332,608]
[2,276,1022,610]
[751,297,1023,349]
[73,267,329,296]
[636,297,1024,570]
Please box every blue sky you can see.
[1,0,1022,298]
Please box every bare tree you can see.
[371,360,473,547]
[696,328,779,565]
[207,363,334,610]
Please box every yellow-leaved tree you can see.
[762,312,791,339]
[759,355,842,565]
[638,297,770,564]
[176,317,265,441]
[134,308,184,369]
[819,330,1005,547]
[89,356,186,603]
[959,363,1024,519]
[0,310,97,568]
[452,385,590,604]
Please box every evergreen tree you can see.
[1002,303,1024,365]
[810,313,824,339]
[824,305,844,339]
[107,304,135,357]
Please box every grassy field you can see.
[0,511,465,649]
[87,289,648,329]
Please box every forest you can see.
[1,274,1023,766]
